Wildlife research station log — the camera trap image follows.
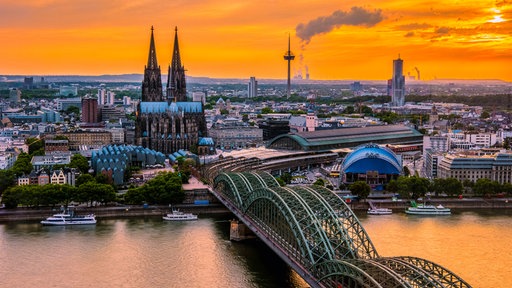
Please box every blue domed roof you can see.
[342,143,401,174]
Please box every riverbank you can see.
[1,198,511,222]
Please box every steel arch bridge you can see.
[213,171,471,288]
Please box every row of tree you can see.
[123,171,184,205]
[1,181,116,209]
[357,176,512,199]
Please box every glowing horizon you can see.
[1,0,511,81]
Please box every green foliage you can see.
[19,88,59,99]
[360,105,373,115]
[343,106,355,114]
[65,106,80,115]
[275,177,285,187]
[204,103,213,110]
[261,107,273,114]
[69,154,89,173]
[385,179,399,194]
[26,137,44,156]
[77,182,116,206]
[11,153,33,177]
[76,174,96,186]
[0,170,16,196]
[1,184,77,208]
[285,109,306,115]
[394,176,431,199]
[432,178,463,196]
[313,178,325,186]
[473,178,501,196]
[375,111,400,124]
[124,172,184,205]
[280,172,292,184]
[348,181,371,199]
[220,109,229,115]
[95,174,111,185]
[403,166,411,176]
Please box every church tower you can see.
[166,27,187,102]
[142,26,163,102]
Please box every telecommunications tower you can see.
[283,34,295,98]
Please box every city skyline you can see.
[1,0,511,81]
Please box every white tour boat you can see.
[367,207,393,215]
[367,201,393,215]
[163,209,198,221]
[41,208,97,225]
[405,202,451,215]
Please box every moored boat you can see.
[367,207,393,215]
[406,201,451,215]
[163,209,198,221]
[41,207,96,225]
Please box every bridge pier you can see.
[230,219,256,241]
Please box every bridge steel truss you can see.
[213,171,472,288]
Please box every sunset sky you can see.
[1,0,511,81]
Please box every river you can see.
[0,209,510,287]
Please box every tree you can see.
[343,106,355,114]
[0,170,15,196]
[124,172,184,205]
[313,178,325,186]
[76,174,96,187]
[480,111,490,119]
[473,178,500,196]
[76,182,116,206]
[261,107,273,114]
[395,176,430,199]
[275,177,285,187]
[26,137,44,156]
[432,178,463,196]
[349,181,371,199]
[69,154,89,173]
[385,179,399,194]
[504,137,512,149]
[66,106,80,115]
[403,166,411,176]
[280,172,292,184]
[11,153,33,176]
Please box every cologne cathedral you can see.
[135,27,207,154]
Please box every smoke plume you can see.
[295,6,384,43]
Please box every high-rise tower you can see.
[283,34,295,98]
[167,27,187,102]
[391,55,405,107]
[248,76,258,98]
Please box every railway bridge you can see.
[210,170,471,288]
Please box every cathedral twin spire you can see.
[142,26,186,103]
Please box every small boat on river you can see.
[367,207,393,215]
[405,200,451,215]
[41,207,96,225]
[367,201,393,215]
[163,208,198,221]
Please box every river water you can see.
[0,210,510,288]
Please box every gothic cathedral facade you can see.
[135,27,207,155]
